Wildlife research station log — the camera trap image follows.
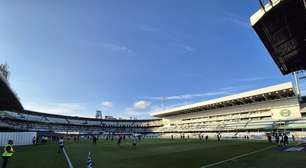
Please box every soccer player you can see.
[131,135,138,149]
[217,133,221,142]
[280,134,284,147]
[275,133,280,145]
[117,135,122,146]
[32,136,36,145]
[58,137,64,153]
[2,140,14,168]
[267,134,272,143]
[284,134,289,147]
[92,136,97,145]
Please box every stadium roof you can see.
[250,0,306,75]
[0,73,23,112]
[151,82,295,117]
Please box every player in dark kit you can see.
[284,134,289,147]
[217,134,221,142]
[117,135,123,146]
[92,136,97,145]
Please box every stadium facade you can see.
[151,82,306,139]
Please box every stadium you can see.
[0,0,306,168]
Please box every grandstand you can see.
[152,82,306,139]
[0,66,161,137]
[0,110,161,134]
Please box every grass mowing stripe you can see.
[63,148,74,168]
[200,145,274,168]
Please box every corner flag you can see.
[87,152,93,168]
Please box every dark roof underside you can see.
[252,0,306,75]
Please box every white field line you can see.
[200,145,274,168]
[63,147,74,168]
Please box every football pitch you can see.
[2,139,305,168]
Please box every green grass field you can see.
[2,139,305,168]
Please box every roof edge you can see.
[151,82,294,117]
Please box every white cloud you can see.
[225,12,250,28]
[183,45,195,52]
[144,90,232,101]
[230,17,250,28]
[101,101,112,108]
[133,100,151,110]
[150,101,192,112]
[23,102,91,118]
[107,107,150,120]
[235,77,269,82]
[101,42,132,53]
[78,40,132,53]
[114,100,152,119]
[143,84,255,103]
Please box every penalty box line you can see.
[200,145,274,168]
[63,147,74,168]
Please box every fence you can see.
[0,132,36,146]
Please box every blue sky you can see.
[0,0,304,119]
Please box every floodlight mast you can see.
[293,71,305,101]
[161,97,166,110]
[293,72,301,96]
[96,110,102,119]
